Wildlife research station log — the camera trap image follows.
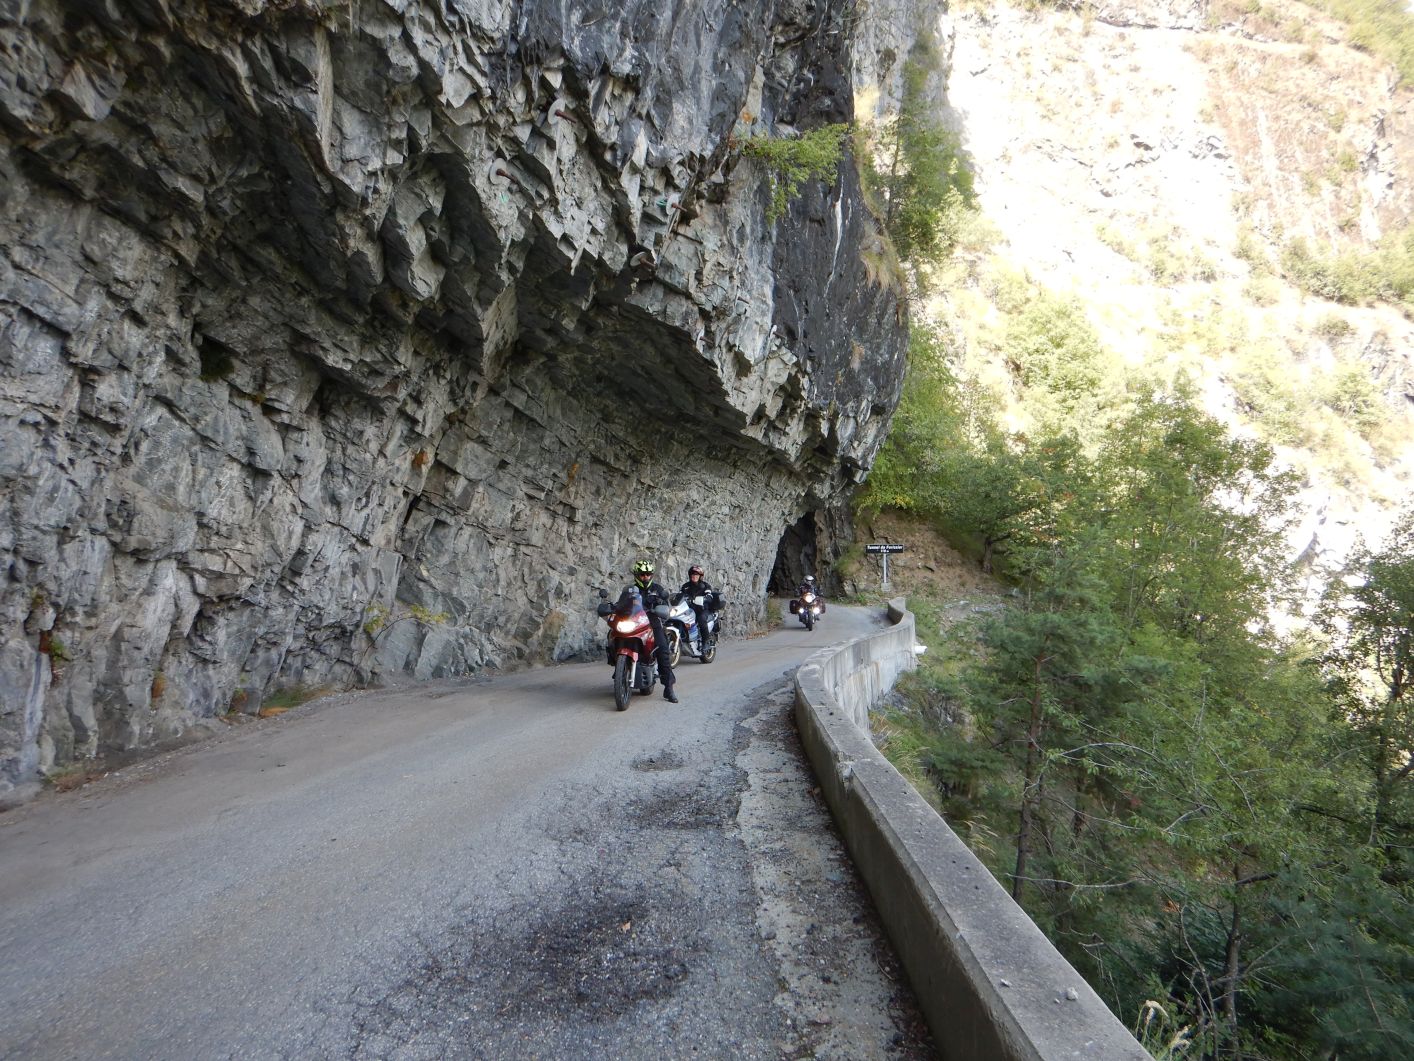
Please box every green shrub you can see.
[741,123,850,222]
[1282,228,1414,311]
[1313,313,1355,341]
[1244,275,1284,306]
[999,291,1125,444]
[1307,0,1414,84]
[1320,360,1385,432]
[1228,344,1314,445]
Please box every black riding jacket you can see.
[679,577,716,601]
[623,580,671,610]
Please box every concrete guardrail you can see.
[793,599,1150,1060]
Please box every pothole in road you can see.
[629,749,685,772]
[627,786,732,830]
[353,883,703,1049]
[504,892,694,1018]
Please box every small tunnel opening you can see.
[768,512,817,596]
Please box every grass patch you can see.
[257,685,331,718]
[44,764,102,793]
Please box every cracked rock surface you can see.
[0,0,914,794]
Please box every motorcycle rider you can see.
[796,574,820,601]
[625,559,678,702]
[679,564,718,654]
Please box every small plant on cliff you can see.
[362,603,389,637]
[740,123,850,222]
[357,600,452,677]
[362,601,450,640]
[39,630,72,684]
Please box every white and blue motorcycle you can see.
[663,591,723,667]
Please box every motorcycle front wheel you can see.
[804,611,814,631]
[666,628,681,668]
[613,656,632,711]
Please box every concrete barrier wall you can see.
[793,600,1149,1061]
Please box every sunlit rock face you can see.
[0,0,909,792]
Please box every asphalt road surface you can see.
[0,604,935,1060]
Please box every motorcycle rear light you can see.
[614,619,640,634]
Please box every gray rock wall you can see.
[0,0,911,795]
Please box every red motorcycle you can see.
[596,588,666,711]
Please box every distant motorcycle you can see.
[663,591,723,667]
[596,588,670,711]
[788,588,825,631]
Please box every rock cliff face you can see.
[0,0,911,796]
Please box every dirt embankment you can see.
[846,509,1004,605]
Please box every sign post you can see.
[864,543,906,589]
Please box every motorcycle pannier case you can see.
[818,602,826,613]
[788,599,799,614]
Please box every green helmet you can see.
[632,559,654,587]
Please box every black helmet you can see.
[688,564,704,579]
[632,559,654,587]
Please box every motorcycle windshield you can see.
[614,588,648,621]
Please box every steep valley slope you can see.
[935,0,1414,584]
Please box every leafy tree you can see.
[917,392,1404,1054]
[862,30,976,270]
[964,549,1122,899]
[861,323,969,514]
[862,321,1088,574]
[1320,513,1414,881]
[935,432,1086,575]
[1088,392,1299,641]
[997,290,1127,448]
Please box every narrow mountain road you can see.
[0,605,934,1060]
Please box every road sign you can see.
[864,543,905,587]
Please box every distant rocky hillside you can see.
[936,0,1414,577]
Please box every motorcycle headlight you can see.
[803,592,815,603]
[614,619,639,634]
